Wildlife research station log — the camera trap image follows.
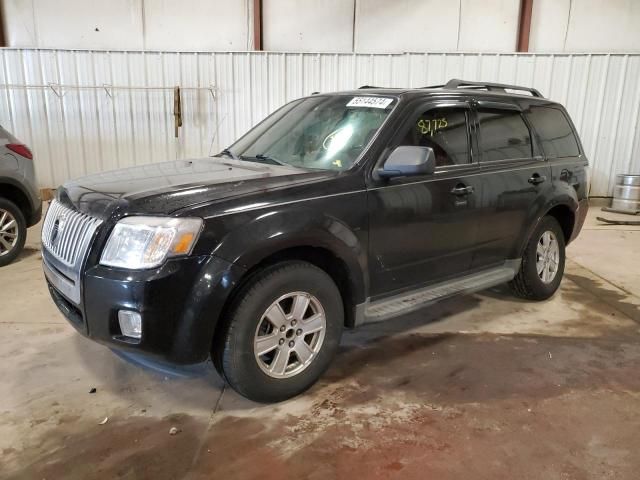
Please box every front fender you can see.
[209,206,368,304]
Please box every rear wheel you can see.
[213,261,343,403]
[509,215,566,300]
[0,198,26,267]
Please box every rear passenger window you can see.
[400,108,470,167]
[477,110,532,161]
[525,106,580,158]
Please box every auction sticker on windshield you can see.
[346,97,394,109]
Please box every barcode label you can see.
[346,97,394,109]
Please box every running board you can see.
[360,260,520,324]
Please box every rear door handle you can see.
[528,174,547,185]
[450,185,475,195]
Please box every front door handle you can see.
[450,185,475,195]
[528,174,547,185]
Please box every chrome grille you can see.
[42,200,102,267]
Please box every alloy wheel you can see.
[253,291,327,379]
[536,230,560,284]
[0,209,19,257]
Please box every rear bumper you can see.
[18,157,42,227]
[45,254,245,364]
[28,198,42,227]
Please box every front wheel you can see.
[509,216,566,300]
[213,261,343,403]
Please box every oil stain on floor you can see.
[6,332,640,480]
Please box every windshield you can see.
[226,95,397,171]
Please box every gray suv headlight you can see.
[100,216,203,269]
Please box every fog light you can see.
[118,310,142,339]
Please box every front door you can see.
[367,102,482,299]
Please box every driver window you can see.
[399,108,470,167]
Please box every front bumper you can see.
[45,254,245,364]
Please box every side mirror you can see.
[377,146,436,178]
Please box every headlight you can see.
[100,216,203,269]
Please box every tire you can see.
[213,261,344,403]
[509,215,566,301]
[0,198,27,267]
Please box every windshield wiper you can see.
[256,153,286,165]
[219,148,239,160]
[241,153,286,166]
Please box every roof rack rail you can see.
[425,78,543,98]
[358,85,380,89]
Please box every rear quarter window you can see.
[525,106,580,158]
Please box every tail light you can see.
[6,143,33,160]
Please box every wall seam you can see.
[140,0,146,51]
[456,0,462,50]
[562,0,573,51]
[351,0,357,52]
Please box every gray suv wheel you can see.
[0,198,26,267]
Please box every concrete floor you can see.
[1,200,639,479]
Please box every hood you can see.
[58,157,332,219]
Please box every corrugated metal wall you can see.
[1,49,639,196]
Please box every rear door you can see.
[524,104,589,202]
[367,100,483,298]
[470,100,552,269]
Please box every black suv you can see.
[43,79,589,402]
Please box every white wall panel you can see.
[355,0,460,52]
[565,0,640,52]
[1,0,252,51]
[143,0,252,51]
[458,0,520,52]
[18,0,144,50]
[354,0,521,53]
[5,0,640,54]
[263,0,355,52]
[0,49,638,197]
[1,0,37,47]
[529,0,571,52]
[530,0,640,53]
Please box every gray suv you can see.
[0,125,41,266]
